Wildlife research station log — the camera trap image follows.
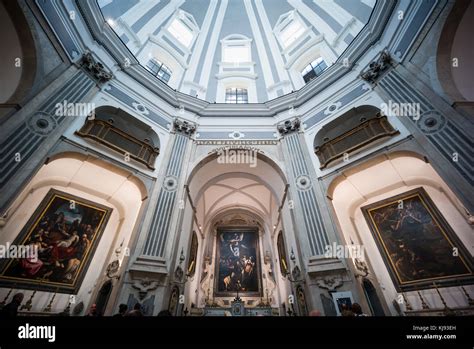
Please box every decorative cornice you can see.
[277,117,301,135]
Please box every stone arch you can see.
[75,106,161,170]
[436,0,474,102]
[327,150,473,315]
[313,105,399,169]
[0,0,37,107]
[0,152,148,315]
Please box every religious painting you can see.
[362,187,473,291]
[214,228,261,296]
[331,291,354,316]
[0,189,112,294]
[277,231,289,276]
[187,231,198,277]
[168,286,180,316]
[296,285,308,316]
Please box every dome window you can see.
[167,14,195,48]
[302,57,328,83]
[146,58,172,84]
[225,88,248,104]
[275,11,308,49]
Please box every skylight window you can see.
[223,45,250,63]
[168,18,193,48]
[280,19,305,48]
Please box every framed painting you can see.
[214,228,261,297]
[187,231,198,277]
[331,291,354,316]
[277,230,289,276]
[362,187,473,291]
[0,189,112,294]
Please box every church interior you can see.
[0,0,473,319]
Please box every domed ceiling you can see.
[98,0,376,103]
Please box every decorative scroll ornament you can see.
[174,265,184,282]
[106,259,120,279]
[173,118,197,136]
[360,49,392,84]
[354,258,369,278]
[80,52,113,84]
[277,117,301,135]
[316,276,343,291]
[132,278,159,300]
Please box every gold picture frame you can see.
[0,189,112,294]
[362,187,473,291]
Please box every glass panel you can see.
[226,88,248,104]
[168,18,193,47]
[147,58,172,84]
[280,19,305,47]
[302,57,327,83]
[223,45,250,63]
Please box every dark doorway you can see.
[96,280,113,316]
[363,279,385,316]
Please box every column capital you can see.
[360,49,392,84]
[173,118,197,136]
[79,52,113,84]
[277,117,301,136]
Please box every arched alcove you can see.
[437,0,474,102]
[314,105,399,169]
[0,0,36,109]
[0,152,147,315]
[176,151,294,315]
[75,106,160,170]
[328,151,473,315]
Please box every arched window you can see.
[221,35,252,64]
[302,57,328,83]
[146,58,172,84]
[225,88,248,104]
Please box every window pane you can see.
[225,88,248,104]
[146,58,172,84]
[146,59,160,75]
[301,58,327,83]
[223,45,250,63]
[280,19,305,47]
[168,18,193,47]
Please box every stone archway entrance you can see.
[175,150,296,316]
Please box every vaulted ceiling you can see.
[99,0,376,103]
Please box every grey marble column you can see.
[277,119,343,262]
[141,119,196,259]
